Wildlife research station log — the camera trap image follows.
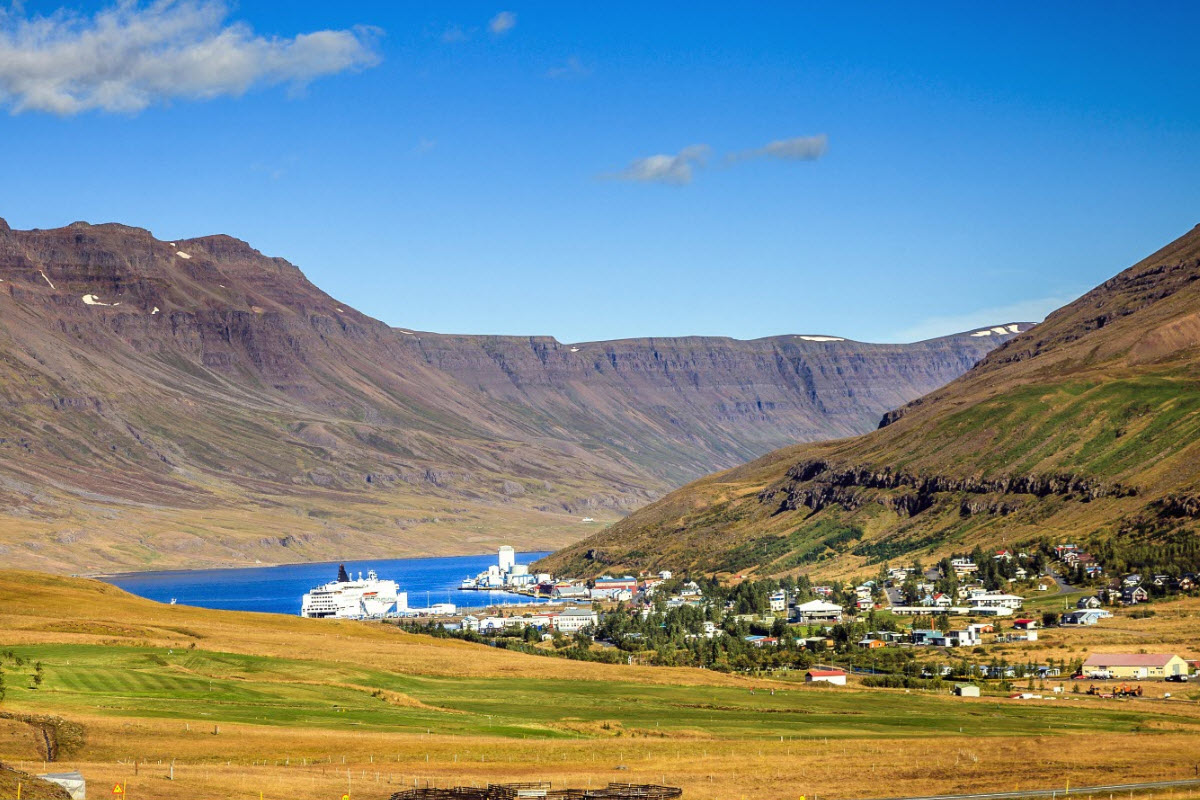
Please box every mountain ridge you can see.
[0,217,1026,573]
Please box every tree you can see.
[31,661,43,690]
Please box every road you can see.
[852,778,1200,800]
[1043,566,1076,595]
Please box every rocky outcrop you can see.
[765,459,1137,518]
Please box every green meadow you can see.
[2,643,1185,741]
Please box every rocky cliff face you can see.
[408,331,1025,485]
[0,218,1023,572]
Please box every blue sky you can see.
[1,2,1198,343]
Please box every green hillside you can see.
[539,225,1200,579]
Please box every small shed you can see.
[806,669,847,686]
[954,684,981,697]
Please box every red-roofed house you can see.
[805,669,847,686]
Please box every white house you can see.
[769,590,788,613]
[555,608,598,634]
[794,599,844,624]
[973,592,1025,610]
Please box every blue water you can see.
[103,551,552,616]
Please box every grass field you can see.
[3,571,1200,800]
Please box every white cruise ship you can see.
[301,565,407,619]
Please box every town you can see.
[402,542,1196,694]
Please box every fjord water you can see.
[104,551,551,615]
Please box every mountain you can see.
[0,218,1023,573]
[539,225,1200,579]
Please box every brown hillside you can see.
[0,219,1017,572]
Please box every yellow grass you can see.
[4,572,1200,800]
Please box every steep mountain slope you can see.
[0,218,1021,573]
[540,225,1200,579]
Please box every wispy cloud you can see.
[607,144,711,186]
[439,24,469,43]
[488,11,516,36]
[890,293,1083,342]
[547,56,592,79]
[0,0,381,115]
[728,134,828,164]
[610,134,828,187]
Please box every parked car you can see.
[1166,674,1189,683]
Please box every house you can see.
[591,576,639,600]
[794,599,844,624]
[679,581,703,598]
[640,578,665,595]
[460,615,481,632]
[967,622,994,635]
[910,629,940,645]
[857,638,886,649]
[802,636,834,650]
[1077,596,1104,609]
[1083,653,1190,680]
[555,608,598,634]
[769,590,788,613]
[745,635,780,648]
[551,583,590,600]
[805,669,847,686]
[922,592,953,608]
[995,549,1013,561]
[950,558,979,576]
[929,629,978,648]
[856,597,874,611]
[1122,586,1149,604]
[954,684,981,697]
[1176,575,1196,591]
[968,605,1014,617]
[1012,618,1038,630]
[1061,609,1104,626]
[973,592,1024,610]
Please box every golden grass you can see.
[8,716,1200,800]
[5,572,1200,800]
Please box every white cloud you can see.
[890,293,1083,342]
[488,11,516,35]
[729,134,828,163]
[547,55,591,79]
[0,1,382,115]
[607,144,711,186]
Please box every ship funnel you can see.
[337,564,349,582]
